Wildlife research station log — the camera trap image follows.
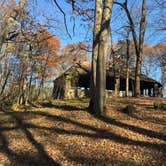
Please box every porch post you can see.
[148,88,152,96]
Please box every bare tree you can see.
[89,0,102,112]
[114,0,147,96]
[92,0,113,114]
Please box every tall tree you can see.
[0,0,27,48]
[114,0,147,96]
[154,43,166,94]
[89,0,102,112]
[125,29,130,97]
[65,0,113,114]
[32,30,60,99]
[92,0,113,114]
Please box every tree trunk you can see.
[95,0,113,114]
[126,67,129,96]
[17,52,30,106]
[0,70,10,96]
[131,80,135,97]
[37,55,49,100]
[135,57,141,96]
[135,0,146,97]
[27,69,33,101]
[0,0,27,48]
[114,74,120,97]
[24,78,29,106]
[89,0,102,111]
[37,80,43,100]
[114,0,146,97]
[126,31,130,97]
[18,76,27,105]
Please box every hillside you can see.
[0,97,166,166]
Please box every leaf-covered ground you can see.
[0,97,166,166]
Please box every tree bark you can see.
[0,0,27,48]
[114,0,147,97]
[89,0,102,111]
[37,54,49,100]
[135,0,146,96]
[114,74,120,97]
[95,0,113,114]
[126,31,130,97]
[135,56,141,96]
[126,67,129,96]
[0,70,10,96]
[18,75,27,105]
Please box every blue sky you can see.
[24,0,165,93]
[25,0,165,47]
[26,0,92,48]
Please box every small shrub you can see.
[11,103,19,111]
[123,104,137,115]
[0,99,14,111]
[154,101,166,110]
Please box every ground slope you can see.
[0,97,166,166]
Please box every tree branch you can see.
[114,0,139,56]
[52,0,72,39]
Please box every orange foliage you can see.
[153,43,166,56]
[35,30,60,55]
[34,29,61,79]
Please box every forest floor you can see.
[0,97,166,166]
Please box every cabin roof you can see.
[54,61,162,87]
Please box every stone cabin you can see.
[53,61,163,99]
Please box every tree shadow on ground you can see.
[94,114,166,142]
[33,103,166,143]
[129,113,166,126]
[0,111,60,166]
[40,102,86,111]
[40,102,57,108]
[116,103,166,126]
[8,110,166,151]
[55,139,136,166]
[0,132,58,166]
[132,103,155,110]
[1,108,166,165]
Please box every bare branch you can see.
[52,0,72,39]
[114,1,139,56]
